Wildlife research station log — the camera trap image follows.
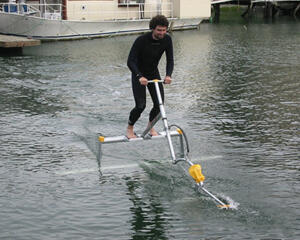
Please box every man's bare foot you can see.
[150,128,159,136]
[127,125,137,139]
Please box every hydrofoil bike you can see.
[98,80,231,209]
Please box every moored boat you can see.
[0,0,211,41]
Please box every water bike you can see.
[98,79,231,209]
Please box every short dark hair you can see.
[149,15,169,30]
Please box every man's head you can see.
[149,15,169,40]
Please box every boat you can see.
[0,0,211,41]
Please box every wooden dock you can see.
[0,34,40,48]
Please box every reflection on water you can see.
[126,178,168,240]
[0,19,300,239]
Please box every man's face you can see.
[152,25,167,40]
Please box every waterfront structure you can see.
[0,0,211,40]
[211,0,300,19]
[250,0,300,17]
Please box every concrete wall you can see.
[173,0,211,19]
[67,0,172,21]
[67,0,122,21]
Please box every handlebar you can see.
[147,79,164,83]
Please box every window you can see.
[118,0,140,7]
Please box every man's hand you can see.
[139,77,148,86]
[164,76,172,84]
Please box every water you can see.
[1,19,299,239]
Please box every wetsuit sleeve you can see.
[165,36,174,77]
[127,37,143,78]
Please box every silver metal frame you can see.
[98,129,185,162]
[98,80,185,163]
[97,79,230,209]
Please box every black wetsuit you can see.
[127,31,174,126]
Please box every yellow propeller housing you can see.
[189,164,205,183]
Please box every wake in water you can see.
[55,163,140,176]
[219,194,239,210]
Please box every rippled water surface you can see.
[1,20,299,239]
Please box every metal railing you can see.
[0,3,62,20]
[0,1,174,21]
[68,2,173,21]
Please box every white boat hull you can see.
[0,12,202,41]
